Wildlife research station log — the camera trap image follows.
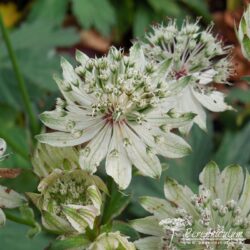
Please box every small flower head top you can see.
[36,44,196,189]
[32,143,79,178]
[141,19,233,132]
[0,138,27,227]
[131,162,250,249]
[27,169,108,235]
[237,5,250,61]
[88,232,136,250]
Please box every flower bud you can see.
[27,169,107,235]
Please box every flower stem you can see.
[0,14,39,136]
[5,211,35,228]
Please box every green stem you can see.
[0,14,39,136]
[5,211,35,228]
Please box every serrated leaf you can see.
[0,21,79,98]
[28,0,68,26]
[72,0,115,36]
[0,21,79,54]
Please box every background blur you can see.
[0,0,250,249]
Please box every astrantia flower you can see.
[27,169,108,235]
[0,138,27,227]
[142,19,233,132]
[131,162,250,249]
[36,45,195,189]
[88,232,136,250]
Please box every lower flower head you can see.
[132,162,250,249]
[88,232,135,250]
[27,169,107,234]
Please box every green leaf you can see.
[0,220,52,250]
[227,88,250,103]
[0,105,30,165]
[0,21,79,98]
[28,0,68,26]
[0,70,22,110]
[49,235,90,250]
[72,0,115,36]
[0,21,78,53]
[214,122,250,167]
[180,0,211,23]
[112,221,139,242]
[101,178,131,224]
[133,5,153,38]
[111,0,134,42]
[147,0,181,16]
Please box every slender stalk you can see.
[5,211,35,228]
[0,14,39,136]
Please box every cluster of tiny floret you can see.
[44,173,90,216]
[56,48,172,128]
[143,19,232,83]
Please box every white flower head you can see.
[36,45,195,189]
[131,162,250,249]
[27,169,108,235]
[142,19,233,132]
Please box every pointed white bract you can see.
[32,143,79,178]
[36,46,195,189]
[131,162,250,249]
[88,232,136,250]
[27,169,107,234]
[237,5,250,61]
[141,19,233,132]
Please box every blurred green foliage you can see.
[28,0,212,40]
